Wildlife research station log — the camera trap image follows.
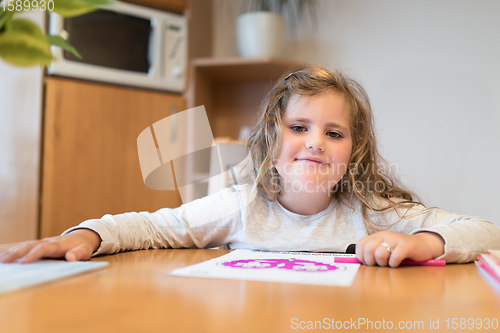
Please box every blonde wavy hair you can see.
[246,65,422,228]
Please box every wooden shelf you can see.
[191,57,303,82]
[188,56,306,139]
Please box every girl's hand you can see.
[0,229,101,264]
[355,231,445,267]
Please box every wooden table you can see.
[1,247,499,333]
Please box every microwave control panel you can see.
[163,14,187,92]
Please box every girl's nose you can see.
[305,131,325,152]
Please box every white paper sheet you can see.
[0,260,109,294]
[169,250,360,287]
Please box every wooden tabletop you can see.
[1,247,499,333]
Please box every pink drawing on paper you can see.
[221,258,340,273]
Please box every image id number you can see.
[2,0,55,11]
[446,318,498,330]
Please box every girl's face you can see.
[275,92,353,195]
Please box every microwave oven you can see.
[47,1,186,92]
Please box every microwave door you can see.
[62,10,152,73]
[47,1,186,92]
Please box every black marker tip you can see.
[345,244,356,254]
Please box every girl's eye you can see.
[327,131,343,139]
[290,125,307,133]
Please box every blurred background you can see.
[215,0,500,223]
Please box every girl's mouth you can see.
[295,157,329,165]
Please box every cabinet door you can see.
[41,78,184,237]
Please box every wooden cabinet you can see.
[121,0,187,13]
[40,78,184,237]
[39,0,211,238]
[184,57,303,200]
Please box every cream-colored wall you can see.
[0,12,44,242]
[214,0,500,225]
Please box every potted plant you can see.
[236,0,316,58]
[0,0,110,67]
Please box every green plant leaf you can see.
[0,31,54,66]
[0,0,112,67]
[80,0,113,5]
[0,9,15,31]
[47,35,81,58]
[52,0,113,17]
[6,18,44,36]
[0,18,54,66]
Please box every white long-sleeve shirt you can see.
[64,184,500,263]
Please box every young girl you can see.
[2,66,499,267]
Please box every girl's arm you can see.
[359,204,500,266]
[1,185,246,263]
[72,185,244,256]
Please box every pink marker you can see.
[334,257,446,266]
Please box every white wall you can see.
[214,0,500,225]
[0,12,44,242]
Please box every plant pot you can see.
[236,12,286,58]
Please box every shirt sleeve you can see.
[377,204,500,263]
[62,186,245,256]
